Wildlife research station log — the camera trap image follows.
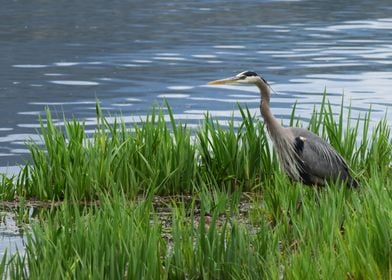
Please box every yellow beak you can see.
[208,76,240,85]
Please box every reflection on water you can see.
[0,0,391,169]
[0,212,26,259]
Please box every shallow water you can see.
[0,212,26,259]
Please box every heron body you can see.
[208,71,358,188]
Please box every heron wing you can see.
[288,127,351,182]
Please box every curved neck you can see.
[256,79,283,134]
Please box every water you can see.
[0,211,27,259]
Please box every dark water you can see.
[1,0,391,172]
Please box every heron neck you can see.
[256,80,283,134]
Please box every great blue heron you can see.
[208,71,359,188]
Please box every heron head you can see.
[208,71,268,86]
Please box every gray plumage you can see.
[208,71,359,188]
[289,127,357,187]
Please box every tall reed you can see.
[2,177,391,279]
[0,95,389,200]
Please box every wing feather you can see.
[289,127,351,183]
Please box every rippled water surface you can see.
[1,0,391,170]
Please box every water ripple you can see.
[13,64,47,68]
[49,80,100,86]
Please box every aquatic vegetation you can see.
[0,95,389,200]
[2,178,391,279]
[0,175,15,201]
[0,96,391,279]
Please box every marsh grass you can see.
[1,94,389,200]
[2,179,391,279]
[0,175,15,201]
[0,95,391,279]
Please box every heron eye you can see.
[239,75,246,80]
